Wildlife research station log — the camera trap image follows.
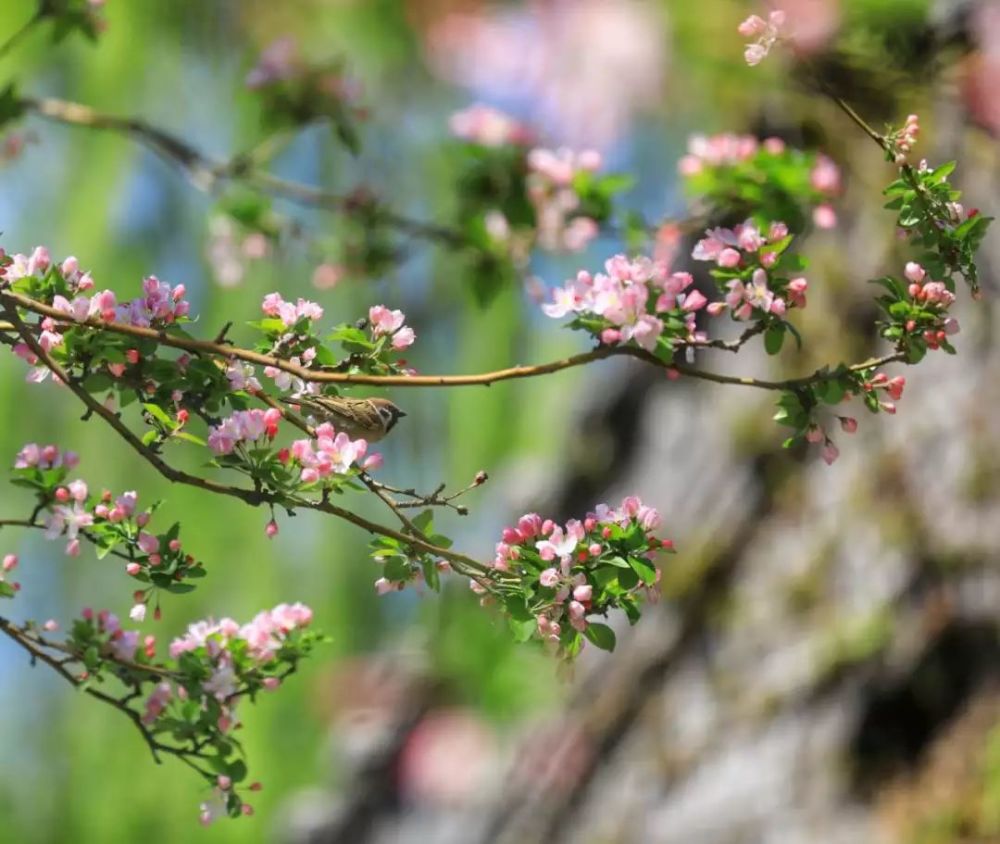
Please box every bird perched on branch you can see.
[281,395,406,443]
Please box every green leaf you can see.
[0,581,15,599]
[628,556,657,586]
[411,510,434,535]
[584,622,617,651]
[172,431,206,446]
[143,403,175,428]
[165,583,197,594]
[763,324,785,355]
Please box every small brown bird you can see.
[280,395,406,443]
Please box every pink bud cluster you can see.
[116,276,190,328]
[740,10,786,66]
[14,442,79,471]
[76,607,156,666]
[903,261,960,349]
[449,104,534,148]
[261,292,324,328]
[288,422,373,484]
[369,305,416,350]
[542,254,707,352]
[526,147,603,252]
[893,114,920,164]
[693,221,807,319]
[207,409,282,456]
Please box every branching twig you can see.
[2,300,490,578]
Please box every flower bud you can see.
[2,554,17,572]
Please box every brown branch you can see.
[2,291,907,392]
[18,96,470,249]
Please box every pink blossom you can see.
[539,568,560,588]
[812,203,838,229]
[129,603,147,623]
[904,262,926,283]
[2,554,17,572]
[840,417,858,434]
[821,441,840,465]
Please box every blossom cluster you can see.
[482,497,672,657]
[449,103,534,148]
[56,600,319,824]
[542,254,706,355]
[289,422,374,485]
[207,409,282,456]
[3,248,190,382]
[678,134,841,230]
[369,305,416,350]
[693,220,808,321]
[891,113,921,165]
[526,146,603,252]
[11,443,205,613]
[261,292,324,329]
[740,10,786,66]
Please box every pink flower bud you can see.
[241,805,254,817]
[136,512,150,527]
[887,376,906,401]
[2,554,17,572]
[541,519,555,536]
[66,539,81,557]
[42,619,59,632]
[137,533,159,554]
[54,487,70,503]
[904,262,926,283]
[362,453,384,471]
[738,14,768,36]
[717,248,741,268]
[217,776,232,790]
[126,562,142,576]
[568,600,586,620]
[805,425,824,444]
[374,577,393,595]
[501,527,521,545]
[588,543,603,557]
[821,441,840,465]
[600,328,622,345]
[840,417,858,434]
[573,584,593,603]
[265,519,279,539]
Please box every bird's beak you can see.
[397,410,407,418]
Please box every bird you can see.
[280,395,406,443]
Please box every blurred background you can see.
[1,0,999,842]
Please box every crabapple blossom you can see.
[260,292,324,328]
[207,409,282,455]
[740,10,786,66]
[369,305,416,349]
[290,423,368,483]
